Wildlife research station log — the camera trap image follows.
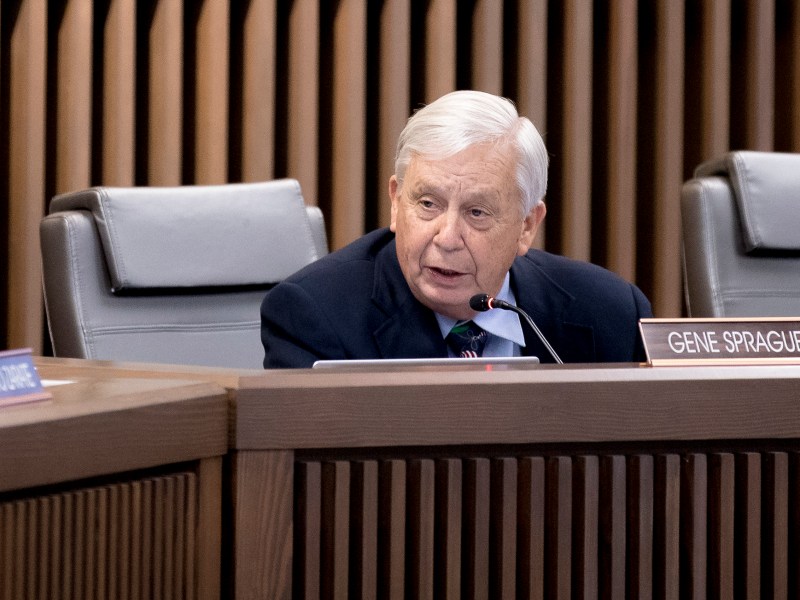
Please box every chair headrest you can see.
[694,151,800,252]
[49,179,319,291]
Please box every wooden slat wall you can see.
[4,0,800,351]
[0,472,203,599]
[294,449,799,599]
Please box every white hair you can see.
[394,90,548,214]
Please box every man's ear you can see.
[517,202,547,255]
[389,176,399,232]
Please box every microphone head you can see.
[469,293,492,312]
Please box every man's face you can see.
[389,143,546,320]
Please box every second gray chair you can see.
[40,179,327,369]
[681,151,800,317]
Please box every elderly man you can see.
[261,90,652,368]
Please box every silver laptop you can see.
[312,356,540,368]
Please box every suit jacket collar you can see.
[371,237,447,358]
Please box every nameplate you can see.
[639,318,800,366]
[0,348,52,406]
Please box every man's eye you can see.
[470,208,487,217]
[419,199,436,209]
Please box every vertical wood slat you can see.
[471,0,503,95]
[242,0,277,183]
[424,0,456,102]
[744,0,775,150]
[547,456,572,600]
[379,460,406,600]
[516,0,548,250]
[435,459,462,600]
[490,458,517,599]
[599,455,626,600]
[407,459,435,600]
[763,452,788,599]
[517,457,545,600]
[462,458,490,600]
[377,0,411,227]
[605,0,638,281]
[103,0,136,186]
[1,504,12,600]
[351,461,379,600]
[286,0,319,201]
[152,478,165,600]
[296,461,322,600]
[194,0,230,184]
[148,1,183,185]
[321,461,351,600]
[650,0,685,318]
[736,453,761,600]
[572,456,598,600]
[56,0,93,194]
[628,455,654,600]
[330,0,367,249]
[708,453,735,600]
[700,0,731,161]
[7,0,47,352]
[559,0,593,262]
[193,460,216,600]
[130,482,144,600]
[681,454,707,600]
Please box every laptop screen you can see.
[312,356,540,369]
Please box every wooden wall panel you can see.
[102,0,136,186]
[148,0,183,185]
[650,1,685,320]
[605,0,638,281]
[286,0,318,199]
[241,0,276,183]
[743,0,774,150]
[517,0,548,250]
[7,0,47,353]
[377,0,410,227]
[195,0,229,184]
[700,0,731,162]
[424,0,456,102]
[56,0,92,194]
[471,0,503,95]
[331,0,367,249]
[6,0,800,348]
[558,0,593,262]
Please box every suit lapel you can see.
[371,239,447,359]
[511,254,596,362]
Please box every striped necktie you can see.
[446,321,488,358]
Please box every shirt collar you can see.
[434,273,527,347]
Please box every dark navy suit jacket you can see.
[261,228,652,368]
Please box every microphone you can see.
[470,293,563,364]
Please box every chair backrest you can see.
[40,179,327,369]
[681,151,800,317]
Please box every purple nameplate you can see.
[0,348,51,406]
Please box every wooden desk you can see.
[11,361,229,600]
[32,359,800,599]
[231,363,800,600]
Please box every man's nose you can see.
[433,213,465,250]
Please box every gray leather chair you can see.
[681,151,800,317]
[40,179,327,369]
